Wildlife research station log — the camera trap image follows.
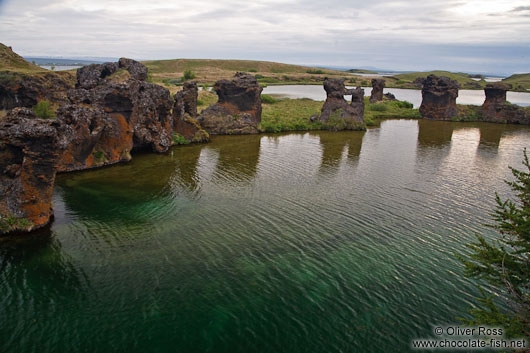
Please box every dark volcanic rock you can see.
[384,92,397,101]
[76,58,148,89]
[0,108,61,234]
[172,82,209,143]
[481,83,530,124]
[0,71,74,110]
[118,58,148,81]
[198,73,262,135]
[57,59,174,172]
[318,78,365,130]
[419,75,459,120]
[369,79,385,103]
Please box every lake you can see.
[39,65,82,71]
[1,120,529,353]
[263,85,530,108]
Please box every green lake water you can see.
[1,119,529,353]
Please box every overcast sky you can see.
[1,0,529,74]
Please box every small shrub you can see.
[248,69,258,73]
[255,74,264,79]
[183,70,196,80]
[306,69,325,74]
[261,94,278,104]
[173,133,190,145]
[0,214,33,233]
[197,99,205,106]
[32,100,55,119]
[392,101,413,109]
[364,116,375,126]
[361,80,368,86]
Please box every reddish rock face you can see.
[419,75,459,120]
[481,83,530,124]
[198,73,262,135]
[0,71,74,110]
[0,108,61,234]
[369,79,385,103]
[318,78,365,129]
[56,59,173,172]
[172,82,209,143]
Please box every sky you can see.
[0,0,529,74]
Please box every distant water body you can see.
[39,65,82,71]
[1,120,529,353]
[263,85,530,108]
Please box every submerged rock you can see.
[318,78,365,130]
[0,108,61,234]
[369,79,385,103]
[419,75,459,120]
[481,83,530,124]
[172,81,209,143]
[198,73,262,135]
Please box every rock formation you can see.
[316,78,365,130]
[0,108,61,234]
[369,79,385,103]
[419,75,459,120]
[481,83,530,124]
[56,58,173,172]
[384,92,397,101]
[0,71,74,110]
[198,73,262,134]
[172,81,209,143]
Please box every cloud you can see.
[0,0,528,73]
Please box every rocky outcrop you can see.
[0,71,74,110]
[419,75,459,120]
[56,59,173,172]
[316,78,365,130]
[0,108,61,234]
[76,58,148,90]
[384,92,397,101]
[370,79,385,103]
[481,83,530,124]
[172,82,209,143]
[198,73,262,135]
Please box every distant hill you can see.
[142,58,354,87]
[391,70,485,89]
[502,73,530,90]
[24,57,105,66]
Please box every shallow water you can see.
[263,85,530,108]
[1,120,530,353]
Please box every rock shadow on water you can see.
[208,134,261,184]
[310,131,365,175]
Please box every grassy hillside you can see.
[143,58,356,88]
[502,73,530,91]
[0,43,46,73]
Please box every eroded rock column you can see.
[0,108,61,234]
[317,78,365,130]
[419,75,459,120]
[369,78,385,103]
[198,73,262,135]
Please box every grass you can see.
[32,100,55,119]
[260,96,420,133]
[364,98,420,120]
[261,94,278,104]
[502,73,530,91]
[0,214,33,234]
[261,98,324,132]
[172,132,191,145]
